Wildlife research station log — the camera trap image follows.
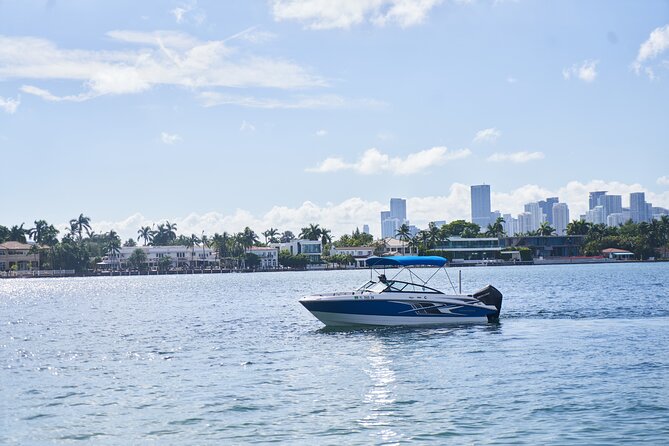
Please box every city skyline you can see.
[1,1,668,241]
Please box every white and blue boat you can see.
[300,256,502,327]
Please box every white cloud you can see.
[473,127,500,143]
[240,120,256,132]
[171,1,206,25]
[0,95,20,114]
[316,129,328,136]
[487,151,544,163]
[271,0,443,30]
[198,92,385,109]
[229,26,277,44]
[658,176,669,186]
[506,76,517,83]
[21,85,95,102]
[633,24,669,79]
[562,60,598,82]
[87,180,669,242]
[161,132,182,144]
[0,32,326,102]
[307,146,471,175]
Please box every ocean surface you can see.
[1,262,669,445]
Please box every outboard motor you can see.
[472,285,503,322]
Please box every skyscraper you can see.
[539,197,559,225]
[552,203,570,235]
[524,202,545,232]
[589,191,607,210]
[599,194,622,219]
[381,198,408,238]
[389,198,407,222]
[471,185,491,230]
[380,211,392,238]
[630,192,648,223]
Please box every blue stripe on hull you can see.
[300,299,494,319]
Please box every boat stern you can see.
[472,285,503,322]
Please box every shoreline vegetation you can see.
[1,214,668,279]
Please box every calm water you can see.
[1,263,669,445]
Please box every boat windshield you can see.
[358,280,443,294]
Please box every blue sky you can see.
[1,0,668,240]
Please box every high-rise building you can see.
[502,213,518,236]
[518,212,533,234]
[539,197,559,225]
[362,224,370,234]
[607,213,625,227]
[524,202,545,232]
[599,194,622,220]
[382,217,400,239]
[390,198,407,222]
[380,211,392,238]
[630,192,648,223]
[589,191,607,210]
[552,203,570,235]
[381,198,408,238]
[585,205,606,225]
[471,185,492,230]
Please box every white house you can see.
[271,239,322,264]
[103,245,216,270]
[330,246,374,268]
[246,247,279,269]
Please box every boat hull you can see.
[307,310,489,327]
[300,288,501,327]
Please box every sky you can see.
[1,0,668,241]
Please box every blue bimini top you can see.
[366,256,447,268]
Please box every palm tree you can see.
[186,233,201,268]
[165,221,178,242]
[427,222,448,249]
[210,233,225,268]
[28,244,40,270]
[69,214,92,241]
[201,233,210,270]
[321,227,332,247]
[538,221,556,236]
[395,223,411,255]
[299,223,322,241]
[137,226,154,246]
[104,236,121,272]
[240,227,259,251]
[485,217,506,238]
[262,228,280,245]
[567,220,591,236]
[29,220,50,244]
[8,223,27,243]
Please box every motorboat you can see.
[299,256,502,327]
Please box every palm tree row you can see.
[3,214,669,271]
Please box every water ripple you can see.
[1,264,669,444]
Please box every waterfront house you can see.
[0,241,38,271]
[500,235,585,258]
[433,237,502,262]
[101,245,216,271]
[270,239,323,264]
[245,247,279,269]
[601,248,634,260]
[330,246,374,267]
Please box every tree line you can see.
[0,216,360,272]
[2,214,668,272]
